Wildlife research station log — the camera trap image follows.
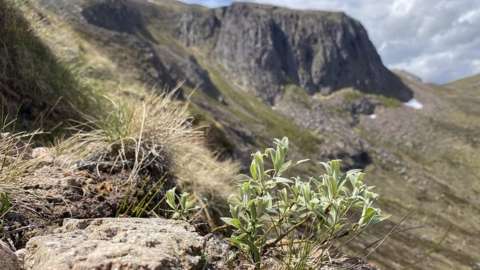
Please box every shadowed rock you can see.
[0,241,21,270]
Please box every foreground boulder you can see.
[24,218,228,270]
[0,241,21,270]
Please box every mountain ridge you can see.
[39,0,413,104]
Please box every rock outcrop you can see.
[178,2,413,103]
[0,241,21,270]
[24,218,228,270]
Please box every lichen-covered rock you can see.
[24,218,228,270]
[0,241,21,270]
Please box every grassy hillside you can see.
[0,0,103,135]
[446,74,480,91]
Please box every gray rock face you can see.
[177,2,413,103]
[0,241,21,270]
[39,0,412,104]
[24,218,228,270]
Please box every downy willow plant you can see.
[165,187,198,221]
[222,137,387,269]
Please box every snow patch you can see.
[404,99,424,110]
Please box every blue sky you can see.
[181,0,480,84]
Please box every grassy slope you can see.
[445,74,480,91]
[354,77,480,269]
[0,0,104,136]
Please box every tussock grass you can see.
[0,121,42,185]
[0,121,46,241]
[54,84,239,218]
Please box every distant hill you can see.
[445,73,480,91]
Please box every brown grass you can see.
[53,84,239,212]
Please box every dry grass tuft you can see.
[0,122,42,186]
[53,84,239,215]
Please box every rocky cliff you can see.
[177,2,413,103]
[39,0,412,104]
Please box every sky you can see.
[181,0,480,84]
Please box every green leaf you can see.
[274,177,293,185]
[297,159,310,164]
[250,157,258,180]
[180,193,188,209]
[278,160,292,175]
[185,198,196,210]
[359,205,377,226]
[222,217,242,229]
[165,188,177,210]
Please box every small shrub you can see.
[165,187,198,221]
[222,137,387,269]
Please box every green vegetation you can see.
[283,85,313,108]
[376,95,401,108]
[343,89,401,108]
[9,1,480,269]
[165,187,198,220]
[223,137,386,269]
[0,1,239,244]
[342,89,364,103]
[198,61,323,154]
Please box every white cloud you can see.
[472,60,480,74]
[181,0,480,84]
